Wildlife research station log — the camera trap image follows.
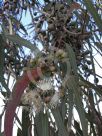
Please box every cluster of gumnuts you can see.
[33,1,93,80]
[3,0,19,14]
[34,2,84,57]
[3,0,36,14]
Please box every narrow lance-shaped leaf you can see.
[68,88,74,128]
[9,15,28,34]
[66,44,77,75]
[67,76,88,136]
[90,36,102,53]
[0,35,4,80]
[0,132,4,136]
[15,113,22,128]
[4,67,42,136]
[59,97,67,123]
[34,112,49,136]
[0,116,2,134]
[83,0,102,31]
[79,75,102,96]
[41,113,49,136]
[22,110,31,136]
[66,44,88,136]
[0,35,10,94]
[2,25,40,55]
[34,113,42,136]
[4,34,40,55]
[67,0,73,5]
[17,128,22,136]
[52,108,68,136]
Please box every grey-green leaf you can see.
[5,34,40,54]
[34,112,49,136]
[0,35,10,94]
[52,108,67,136]
[83,0,102,31]
[68,76,88,136]
[68,88,74,128]
[66,44,77,75]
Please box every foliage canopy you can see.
[0,0,102,136]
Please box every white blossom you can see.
[37,78,54,91]
[50,92,60,108]
[21,91,42,113]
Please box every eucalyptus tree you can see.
[0,0,102,136]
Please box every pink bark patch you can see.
[4,67,41,136]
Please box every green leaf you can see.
[67,76,88,136]
[15,113,22,128]
[0,79,11,96]
[9,15,28,34]
[62,59,71,87]
[74,120,83,136]
[0,35,4,77]
[41,113,49,136]
[66,44,77,75]
[17,128,22,136]
[68,88,74,128]
[0,132,4,136]
[67,0,73,5]
[59,97,67,122]
[22,110,30,136]
[2,25,40,55]
[79,75,102,96]
[34,113,42,136]
[5,34,40,54]
[83,0,102,31]
[52,108,68,136]
[34,112,49,136]
[43,3,53,12]
[0,35,10,94]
